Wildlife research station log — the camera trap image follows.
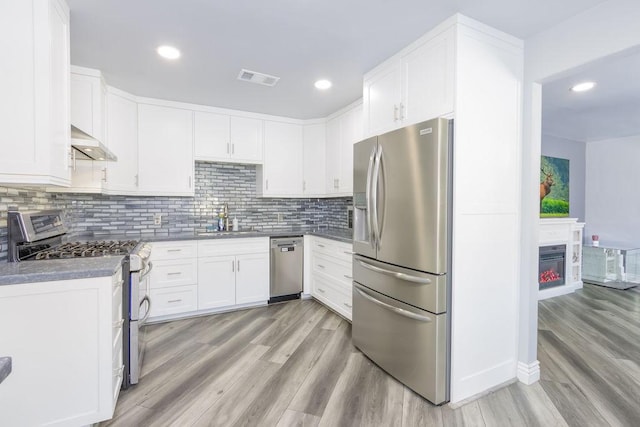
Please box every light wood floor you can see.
[103,284,640,426]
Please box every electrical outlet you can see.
[153,213,162,225]
[277,213,283,222]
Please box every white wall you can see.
[585,135,640,246]
[519,0,640,384]
[541,134,586,221]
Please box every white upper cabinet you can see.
[194,113,263,164]
[230,116,263,163]
[302,123,326,196]
[326,102,362,196]
[363,61,402,137]
[363,27,454,136]
[137,103,194,196]
[105,88,139,194]
[401,28,455,126]
[194,111,230,161]
[0,0,71,186]
[70,66,106,140]
[258,121,303,196]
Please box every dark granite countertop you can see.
[80,227,353,245]
[0,357,11,384]
[0,228,351,286]
[0,256,124,286]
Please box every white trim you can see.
[517,360,540,385]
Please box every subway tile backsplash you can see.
[0,162,352,261]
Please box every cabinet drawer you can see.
[198,237,269,257]
[312,274,352,321]
[151,259,198,288]
[313,253,352,287]
[313,237,353,262]
[151,241,198,260]
[150,285,198,318]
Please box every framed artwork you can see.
[540,155,569,218]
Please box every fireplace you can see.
[539,245,566,290]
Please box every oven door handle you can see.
[140,261,153,280]
[139,295,151,324]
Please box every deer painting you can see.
[540,168,554,202]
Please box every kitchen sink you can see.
[197,230,261,236]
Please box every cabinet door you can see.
[338,105,362,194]
[325,116,341,194]
[401,30,455,125]
[262,121,303,195]
[363,60,401,137]
[137,104,194,196]
[105,90,139,194]
[302,123,326,195]
[230,116,263,163]
[70,71,105,140]
[48,0,71,184]
[235,253,269,304]
[194,111,231,161]
[198,256,236,309]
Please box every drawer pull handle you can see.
[167,249,182,252]
[168,299,182,303]
[343,303,352,308]
[318,288,326,293]
[357,260,432,285]
[344,275,353,279]
[317,244,325,248]
[354,284,432,323]
[167,272,182,276]
[317,265,326,269]
[112,319,124,328]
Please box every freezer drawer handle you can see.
[357,260,431,284]
[354,286,432,323]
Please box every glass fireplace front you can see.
[539,245,566,290]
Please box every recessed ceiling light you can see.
[314,79,332,90]
[570,81,596,92]
[157,45,181,60]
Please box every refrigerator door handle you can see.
[372,146,382,250]
[354,284,432,322]
[366,145,376,249]
[356,259,432,285]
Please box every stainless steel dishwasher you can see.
[270,236,304,303]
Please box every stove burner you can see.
[32,240,139,259]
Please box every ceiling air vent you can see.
[237,69,280,87]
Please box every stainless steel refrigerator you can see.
[352,117,452,405]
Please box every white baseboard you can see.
[450,359,516,404]
[516,360,540,384]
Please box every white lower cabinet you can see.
[149,241,199,320]
[198,255,237,309]
[198,238,269,309]
[309,237,354,320]
[0,267,123,426]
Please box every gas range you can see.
[29,240,140,260]
[6,210,145,263]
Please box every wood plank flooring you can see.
[102,284,640,426]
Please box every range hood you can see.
[71,125,117,161]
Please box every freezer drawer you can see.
[353,255,446,314]
[352,282,448,405]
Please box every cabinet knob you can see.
[393,104,399,121]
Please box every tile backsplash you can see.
[0,162,352,261]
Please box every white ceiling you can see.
[67,0,606,119]
[542,48,640,142]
